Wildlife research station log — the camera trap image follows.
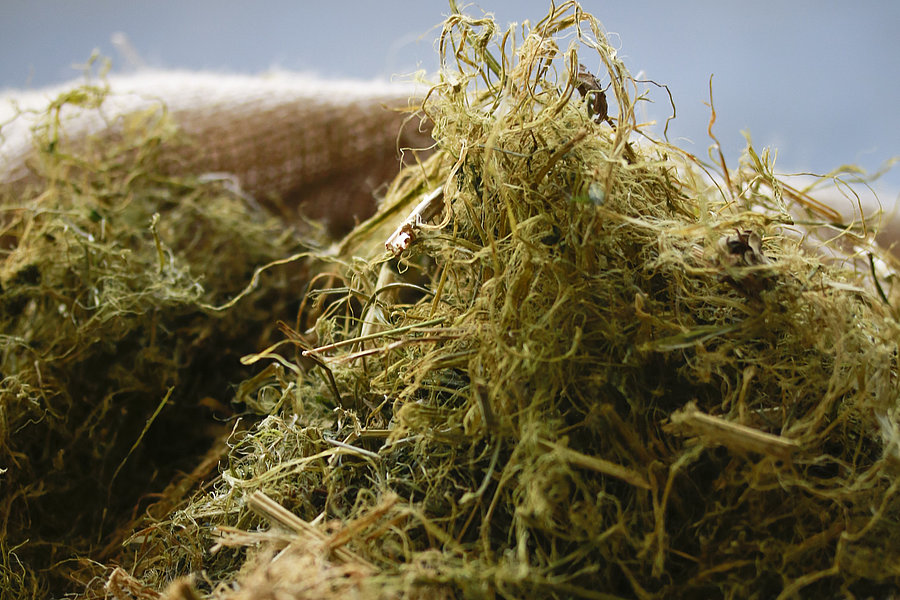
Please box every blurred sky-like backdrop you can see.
[3,0,899,193]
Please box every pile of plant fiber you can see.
[8,2,900,599]
[0,80,323,596]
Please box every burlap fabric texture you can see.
[1,70,432,234]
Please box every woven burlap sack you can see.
[0,70,433,234]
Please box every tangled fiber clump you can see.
[3,3,900,599]
[119,4,900,598]
[0,79,313,596]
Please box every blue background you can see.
[3,1,898,192]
